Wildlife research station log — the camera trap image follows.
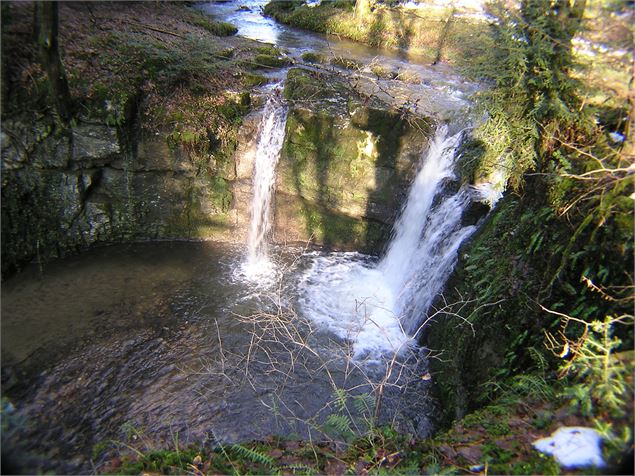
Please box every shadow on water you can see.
[1,241,435,474]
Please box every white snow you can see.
[533,427,606,468]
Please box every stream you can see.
[2,2,487,472]
[2,243,434,473]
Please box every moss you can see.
[251,54,292,69]
[283,68,348,103]
[1,170,71,276]
[456,137,487,184]
[277,104,431,252]
[425,175,634,423]
[301,51,324,63]
[298,204,387,251]
[162,184,231,240]
[330,56,363,70]
[350,106,431,166]
[241,72,270,87]
[255,44,281,56]
[184,9,238,37]
[209,177,233,213]
[264,1,488,63]
[370,65,397,79]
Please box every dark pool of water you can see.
[2,241,433,474]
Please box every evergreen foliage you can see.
[429,1,633,446]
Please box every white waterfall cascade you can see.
[243,92,288,279]
[299,125,496,360]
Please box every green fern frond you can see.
[334,388,348,412]
[282,463,318,475]
[230,444,274,467]
[352,393,375,416]
[324,413,353,437]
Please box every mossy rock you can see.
[330,56,363,70]
[283,68,350,111]
[370,65,398,79]
[301,51,325,63]
[242,73,270,87]
[251,54,292,69]
[275,100,433,251]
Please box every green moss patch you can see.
[301,51,325,63]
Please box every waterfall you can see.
[377,125,475,334]
[244,91,288,278]
[299,125,490,359]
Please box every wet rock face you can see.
[71,125,120,167]
[274,71,433,252]
[0,121,239,276]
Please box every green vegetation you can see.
[423,1,633,471]
[2,0,632,474]
[252,53,292,68]
[96,378,628,475]
[183,9,238,37]
[330,56,363,70]
[300,51,324,63]
[278,78,430,252]
[284,68,342,101]
[264,0,490,63]
[1,1,294,275]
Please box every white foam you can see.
[533,427,606,468]
[298,127,483,359]
[298,253,413,360]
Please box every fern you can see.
[527,346,548,372]
[334,388,348,412]
[283,463,317,475]
[352,393,374,416]
[230,444,274,468]
[559,315,633,416]
[323,413,354,441]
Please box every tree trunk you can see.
[36,1,71,122]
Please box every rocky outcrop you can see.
[273,68,433,252]
[1,119,240,276]
[1,67,436,275]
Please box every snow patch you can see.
[533,427,605,468]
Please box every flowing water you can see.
[2,243,434,473]
[198,0,478,120]
[244,90,288,279]
[298,126,486,360]
[1,2,495,472]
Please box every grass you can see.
[182,6,238,37]
[264,1,490,64]
[330,56,363,70]
[252,53,292,68]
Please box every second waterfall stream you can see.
[298,125,491,361]
[242,90,494,361]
